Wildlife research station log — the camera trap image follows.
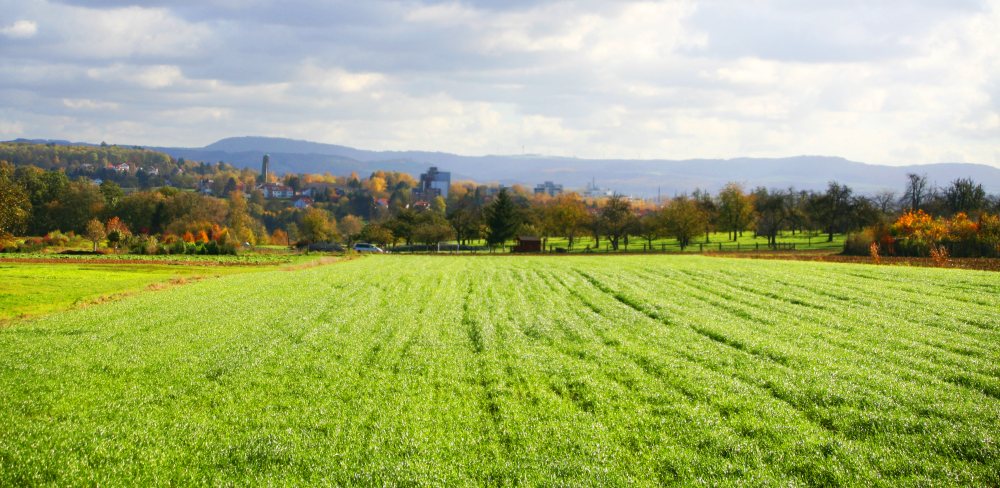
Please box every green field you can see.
[1,255,998,484]
[0,254,312,320]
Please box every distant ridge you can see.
[8,136,1000,196]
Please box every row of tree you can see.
[3,148,999,254]
[369,176,998,251]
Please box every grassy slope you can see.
[0,256,997,485]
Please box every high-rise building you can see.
[534,181,564,197]
[414,166,450,200]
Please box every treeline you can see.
[2,142,1000,257]
[369,177,999,254]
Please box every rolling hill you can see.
[11,136,1000,196]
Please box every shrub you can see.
[17,237,47,253]
[126,235,160,255]
[843,231,874,256]
[43,230,70,247]
[930,245,950,266]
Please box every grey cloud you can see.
[0,0,997,165]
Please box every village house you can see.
[261,182,295,199]
[293,196,314,209]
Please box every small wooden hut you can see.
[513,236,542,253]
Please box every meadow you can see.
[0,254,310,321]
[0,255,997,485]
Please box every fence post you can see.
[699,243,703,252]
[737,243,740,251]
[755,243,759,251]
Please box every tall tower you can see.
[259,154,270,184]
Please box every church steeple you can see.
[259,154,270,184]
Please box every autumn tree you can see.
[431,195,447,215]
[227,191,254,245]
[599,194,635,251]
[85,218,106,251]
[447,202,483,247]
[412,212,455,248]
[386,209,418,245]
[662,195,706,250]
[338,214,364,245]
[49,179,105,233]
[359,223,395,248]
[636,211,664,249]
[543,193,588,248]
[105,217,131,250]
[0,162,30,236]
[717,183,753,241]
[300,207,336,244]
[692,188,718,243]
[270,228,289,246]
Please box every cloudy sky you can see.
[1,1,998,166]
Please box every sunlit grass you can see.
[0,255,996,485]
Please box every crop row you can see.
[0,255,996,485]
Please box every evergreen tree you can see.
[485,189,519,248]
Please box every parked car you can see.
[353,243,385,253]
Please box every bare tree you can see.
[901,173,929,211]
[873,190,897,216]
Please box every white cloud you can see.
[86,64,186,89]
[1,19,38,39]
[62,98,120,110]
[0,0,997,167]
[0,20,38,39]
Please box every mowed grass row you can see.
[0,255,997,485]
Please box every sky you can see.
[1,0,998,166]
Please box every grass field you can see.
[0,255,998,484]
[0,254,313,320]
